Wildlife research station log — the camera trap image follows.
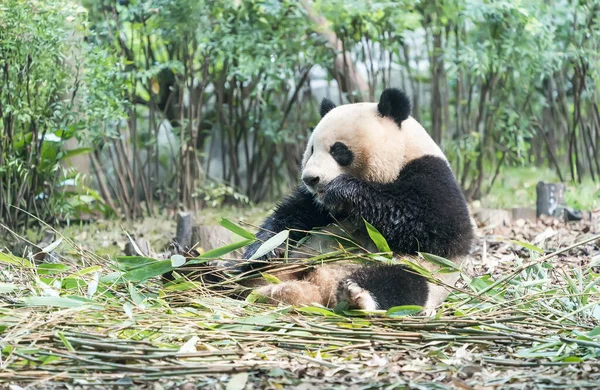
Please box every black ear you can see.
[377,88,411,126]
[319,98,336,118]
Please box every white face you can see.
[301,102,445,200]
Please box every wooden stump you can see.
[175,211,194,250]
[124,236,152,257]
[511,207,537,222]
[192,225,240,267]
[536,182,565,218]
[475,208,512,227]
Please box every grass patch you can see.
[482,166,600,210]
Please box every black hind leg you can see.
[336,265,429,310]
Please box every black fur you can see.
[339,265,429,308]
[377,88,411,126]
[321,155,473,259]
[330,142,354,167]
[240,186,334,271]
[242,155,473,309]
[243,155,472,263]
[319,98,337,118]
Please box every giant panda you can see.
[240,88,474,312]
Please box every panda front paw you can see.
[321,175,356,212]
[337,279,379,311]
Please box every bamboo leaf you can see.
[249,231,289,260]
[195,239,255,259]
[296,306,344,317]
[125,232,146,256]
[0,252,31,267]
[114,256,157,270]
[386,305,423,317]
[419,252,461,271]
[37,263,71,275]
[261,272,282,284]
[363,219,391,254]
[170,254,186,267]
[122,260,174,282]
[41,237,62,253]
[86,272,100,298]
[511,240,544,254]
[220,218,256,240]
[128,282,145,307]
[22,296,88,308]
[60,147,92,160]
[55,331,75,352]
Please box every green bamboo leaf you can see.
[245,290,270,303]
[128,282,145,306]
[114,256,157,270]
[249,231,289,260]
[196,239,255,259]
[122,260,174,282]
[0,252,31,267]
[261,272,282,284]
[22,296,87,308]
[363,219,391,254]
[220,218,256,240]
[55,331,75,352]
[386,305,423,317]
[296,306,345,317]
[419,252,461,271]
[37,263,71,275]
[511,240,544,254]
[399,259,432,278]
[67,265,102,278]
[60,147,92,161]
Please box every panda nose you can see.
[302,175,320,188]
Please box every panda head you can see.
[302,88,445,198]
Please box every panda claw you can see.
[337,279,378,311]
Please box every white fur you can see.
[293,102,462,311]
[301,103,445,196]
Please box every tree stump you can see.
[511,207,537,222]
[175,211,194,250]
[192,225,240,267]
[124,236,152,257]
[536,182,565,218]
[475,208,512,227]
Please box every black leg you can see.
[337,264,429,310]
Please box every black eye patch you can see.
[330,142,354,166]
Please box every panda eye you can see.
[330,142,353,167]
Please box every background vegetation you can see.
[1,2,600,388]
[2,0,600,229]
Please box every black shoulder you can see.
[395,155,473,258]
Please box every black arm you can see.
[322,156,473,259]
[242,186,334,262]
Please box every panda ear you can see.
[319,98,336,118]
[377,88,411,126]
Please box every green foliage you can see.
[0,0,125,230]
[4,0,600,226]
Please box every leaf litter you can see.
[0,212,599,389]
